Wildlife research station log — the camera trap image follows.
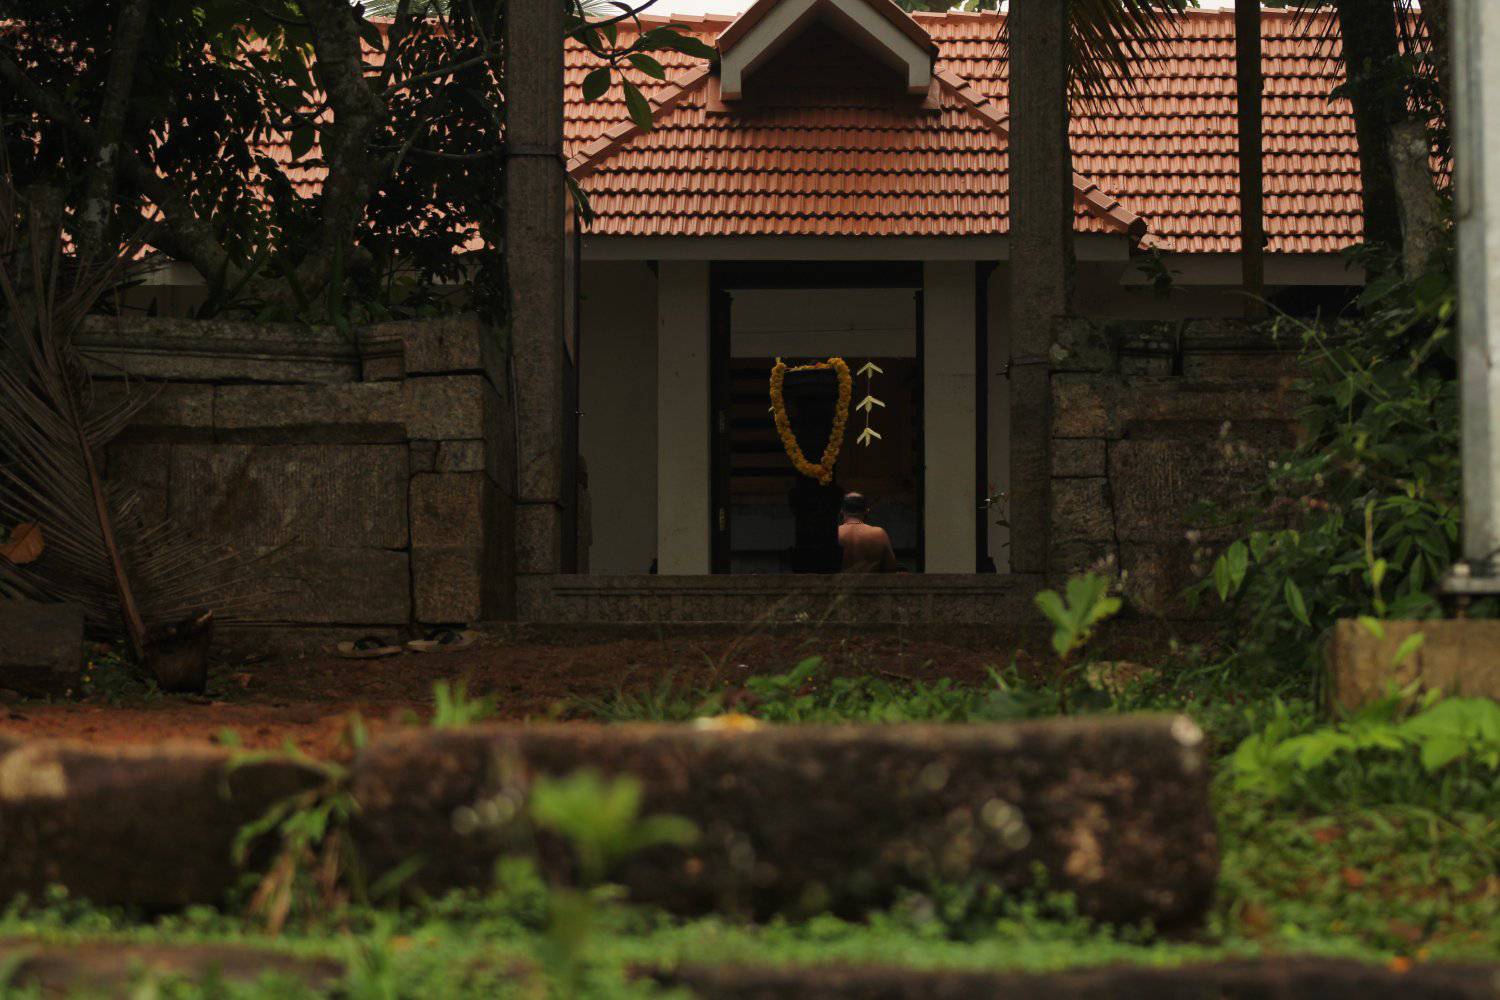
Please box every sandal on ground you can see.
[406,628,479,653]
[335,636,403,659]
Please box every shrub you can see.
[1198,262,1496,687]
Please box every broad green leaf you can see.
[581,67,612,102]
[1033,590,1067,629]
[1213,555,1232,602]
[1419,736,1468,772]
[641,27,717,60]
[1248,531,1271,562]
[628,53,667,80]
[356,17,384,52]
[1357,615,1385,639]
[289,123,316,161]
[1284,578,1310,626]
[621,79,653,129]
[1226,540,1249,591]
[1391,631,1425,667]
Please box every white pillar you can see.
[923,261,977,573]
[656,261,712,574]
[1455,0,1500,583]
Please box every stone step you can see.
[516,573,1046,626]
[0,940,343,996]
[0,741,326,909]
[0,716,1216,927]
[658,959,1500,999]
[1,944,1493,999]
[351,715,1217,927]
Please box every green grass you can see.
[1,659,1495,998]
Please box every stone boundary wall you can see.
[1048,319,1304,619]
[78,313,515,653]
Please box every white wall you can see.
[656,261,713,574]
[728,287,918,358]
[579,261,659,574]
[923,262,977,573]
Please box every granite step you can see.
[0,715,1216,927]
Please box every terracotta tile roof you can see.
[565,9,1364,253]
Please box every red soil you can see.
[0,632,1029,759]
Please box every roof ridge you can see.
[566,66,713,180]
[932,68,1152,246]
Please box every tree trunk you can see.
[506,0,568,577]
[76,0,151,267]
[1333,0,1406,254]
[1236,0,1266,317]
[1007,0,1072,576]
[1390,117,1444,275]
[1422,0,1453,118]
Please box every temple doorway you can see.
[710,269,923,574]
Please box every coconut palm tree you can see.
[1270,0,1447,275]
[1238,0,1266,316]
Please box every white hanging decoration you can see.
[856,361,885,448]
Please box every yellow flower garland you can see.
[768,357,852,486]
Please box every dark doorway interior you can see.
[708,263,924,574]
[728,357,920,573]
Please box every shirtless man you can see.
[837,492,899,573]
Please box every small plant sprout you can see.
[529,770,697,886]
[1034,572,1122,663]
[527,770,699,994]
[430,680,498,729]
[1033,573,1123,714]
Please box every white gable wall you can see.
[719,0,932,99]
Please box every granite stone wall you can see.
[79,314,516,652]
[1048,319,1303,619]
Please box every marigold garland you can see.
[768,356,852,486]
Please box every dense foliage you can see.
[1197,253,1492,684]
[0,0,707,322]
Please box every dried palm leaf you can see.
[0,522,43,564]
[0,180,255,662]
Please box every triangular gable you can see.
[566,52,1152,247]
[717,0,937,99]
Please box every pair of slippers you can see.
[335,629,478,659]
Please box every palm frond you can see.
[1066,0,1191,102]
[0,182,255,660]
[989,0,1190,105]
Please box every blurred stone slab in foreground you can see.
[657,958,1500,999]
[0,940,343,996]
[0,741,324,908]
[351,715,1218,928]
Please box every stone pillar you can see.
[507,0,567,578]
[923,261,977,573]
[1007,0,1074,576]
[1453,0,1500,587]
[657,261,712,574]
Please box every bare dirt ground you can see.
[0,632,1043,759]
